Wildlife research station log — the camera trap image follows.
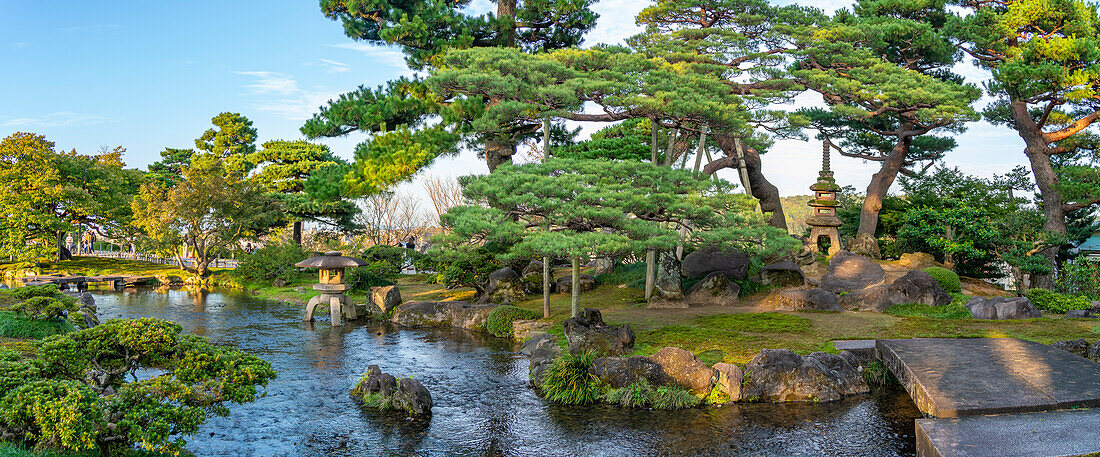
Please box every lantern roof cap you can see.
[294,251,369,268]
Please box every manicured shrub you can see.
[1025,288,1092,313]
[10,295,76,321]
[923,266,962,293]
[234,242,311,283]
[11,284,68,302]
[485,305,540,338]
[0,318,275,454]
[539,351,604,405]
[345,261,398,291]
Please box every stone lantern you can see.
[296,251,368,326]
[807,143,843,256]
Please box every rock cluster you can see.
[966,296,1041,320]
[390,301,497,331]
[767,251,951,313]
[350,365,432,417]
[562,308,634,356]
[76,292,100,327]
[1049,339,1100,362]
[685,272,741,307]
[761,260,806,287]
[740,349,868,402]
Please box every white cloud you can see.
[10,42,28,49]
[318,58,351,73]
[235,71,301,95]
[235,70,340,121]
[332,42,408,68]
[1,112,111,128]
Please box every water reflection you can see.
[90,288,922,457]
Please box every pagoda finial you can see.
[822,140,831,173]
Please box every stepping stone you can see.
[916,409,1100,457]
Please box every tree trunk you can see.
[56,230,65,261]
[857,135,911,238]
[571,257,580,317]
[485,136,515,172]
[714,135,788,230]
[644,250,656,300]
[293,221,303,245]
[1012,98,1065,289]
[497,0,517,47]
[542,255,551,318]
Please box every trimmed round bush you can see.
[923,266,961,293]
[485,305,540,338]
[1025,288,1092,313]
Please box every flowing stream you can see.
[89,287,922,457]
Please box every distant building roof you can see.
[1079,233,1100,253]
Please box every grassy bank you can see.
[0,442,193,457]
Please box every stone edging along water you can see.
[386,300,873,408]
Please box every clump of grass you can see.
[485,305,540,338]
[862,360,898,387]
[885,303,972,320]
[539,351,604,405]
[704,383,730,405]
[0,311,75,339]
[603,379,701,410]
[694,313,813,333]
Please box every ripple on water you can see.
[90,288,921,457]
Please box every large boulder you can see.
[967,296,1041,320]
[590,257,615,275]
[370,285,402,314]
[821,251,885,294]
[649,347,717,398]
[654,252,684,301]
[847,233,881,260]
[741,349,868,403]
[897,252,940,270]
[1066,309,1096,319]
[512,319,553,340]
[556,274,596,294]
[838,271,951,312]
[391,301,497,331]
[350,365,433,417]
[682,246,750,280]
[773,289,842,312]
[685,272,741,307]
[713,362,743,403]
[761,260,805,287]
[588,356,674,389]
[524,333,563,387]
[562,308,635,356]
[482,267,526,304]
[521,261,548,294]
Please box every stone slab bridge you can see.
[17,275,156,289]
[835,338,1100,457]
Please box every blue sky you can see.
[1,0,1029,198]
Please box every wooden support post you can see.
[571,258,580,317]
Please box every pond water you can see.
[89,288,923,457]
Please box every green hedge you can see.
[923,266,961,293]
[485,305,540,338]
[234,243,311,283]
[1025,288,1092,313]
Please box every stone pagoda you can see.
[296,251,368,326]
[806,143,842,255]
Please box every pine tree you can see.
[792,0,980,256]
[948,0,1100,286]
[248,140,359,244]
